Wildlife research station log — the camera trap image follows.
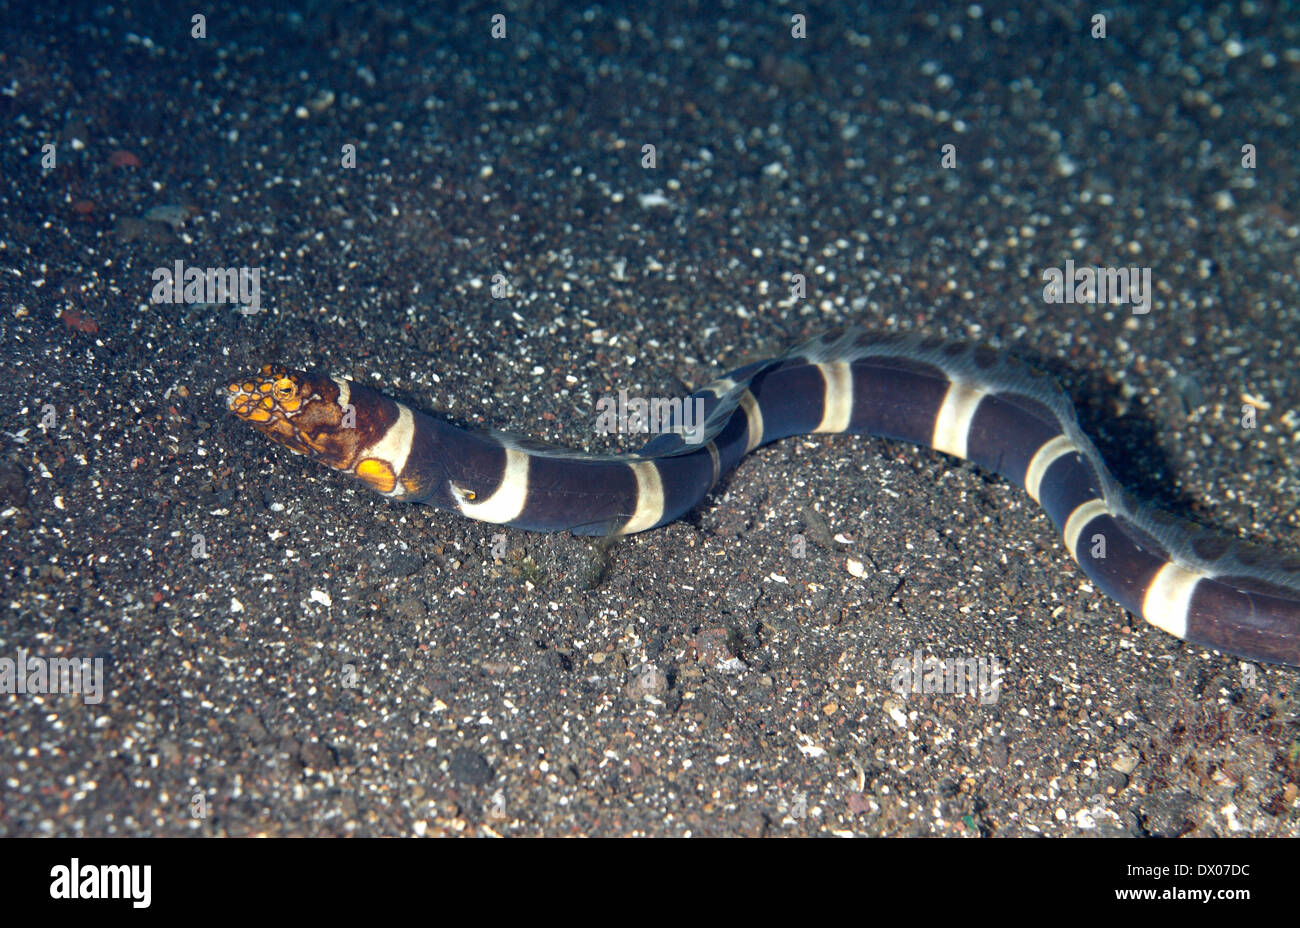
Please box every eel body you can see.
[227,331,1300,667]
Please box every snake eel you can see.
[227,331,1300,668]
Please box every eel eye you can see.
[273,377,296,400]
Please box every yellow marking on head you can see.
[355,458,397,494]
[228,366,364,470]
[230,370,309,423]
